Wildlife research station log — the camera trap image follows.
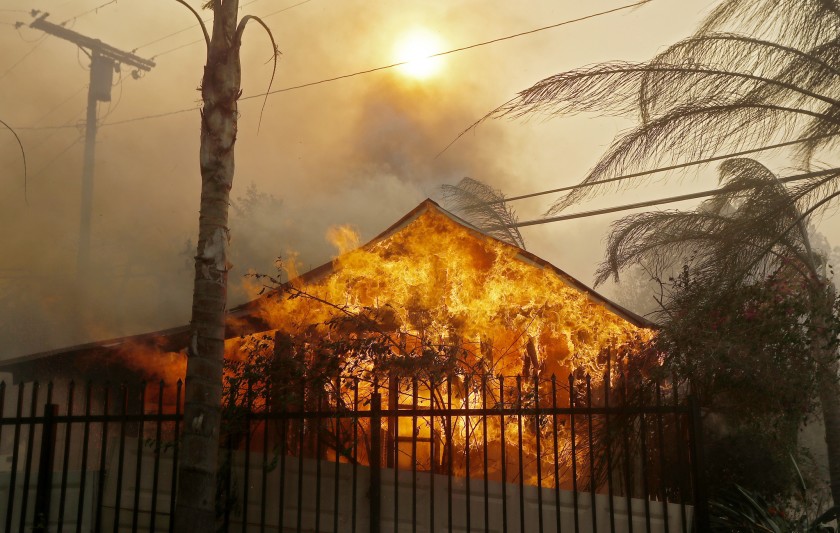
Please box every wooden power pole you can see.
[29,13,155,275]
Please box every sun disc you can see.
[393,28,445,79]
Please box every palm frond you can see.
[699,0,840,51]
[490,62,656,119]
[789,169,840,217]
[640,33,840,123]
[595,159,821,290]
[440,177,527,250]
[493,61,838,126]
[797,104,840,165]
[549,101,829,214]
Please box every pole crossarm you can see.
[29,13,155,71]
[26,12,155,275]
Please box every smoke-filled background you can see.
[5,0,831,359]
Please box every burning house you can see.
[0,200,696,533]
[1,199,656,479]
[0,199,653,389]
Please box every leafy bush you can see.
[710,484,840,533]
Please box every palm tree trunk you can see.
[811,282,840,505]
[818,367,840,505]
[174,2,241,531]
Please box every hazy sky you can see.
[3,0,833,357]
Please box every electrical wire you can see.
[24,113,86,155]
[496,167,840,229]
[133,21,205,53]
[259,0,312,20]
[56,0,85,8]
[149,39,201,59]
[0,36,47,82]
[22,0,657,128]
[60,0,117,26]
[16,25,46,43]
[148,0,312,59]
[240,0,654,100]
[29,135,84,182]
[100,106,198,126]
[131,0,259,54]
[468,132,840,206]
[132,0,282,54]
[31,84,86,126]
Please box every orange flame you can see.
[255,207,650,378]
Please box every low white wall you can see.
[227,450,693,533]
[1,442,693,533]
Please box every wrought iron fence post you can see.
[33,403,58,533]
[687,395,709,532]
[370,387,382,533]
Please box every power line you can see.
[17,0,653,129]
[28,135,84,182]
[260,0,312,20]
[473,132,840,206]
[241,0,653,100]
[56,0,85,9]
[102,106,197,126]
[60,0,117,26]
[132,0,262,52]
[0,35,47,81]
[18,113,838,210]
[497,167,840,229]
[147,0,311,59]
[15,122,85,131]
[32,84,87,126]
[149,39,201,59]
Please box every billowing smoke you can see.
[0,0,534,358]
[0,0,726,359]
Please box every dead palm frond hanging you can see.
[440,177,527,250]
[595,158,822,289]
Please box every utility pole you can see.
[28,13,155,276]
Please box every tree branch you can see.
[174,0,210,56]
[1,117,27,204]
[235,14,280,132]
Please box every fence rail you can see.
[0,373,708,533]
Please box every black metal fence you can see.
[0,373,707,533]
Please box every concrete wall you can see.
[1,441,692,533]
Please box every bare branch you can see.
[1,117,27,204]
[174,0,210,56]
[236,14,280,132]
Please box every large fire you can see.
[246,204,649,380]
[222,202,652,488]
[121,202,653,489]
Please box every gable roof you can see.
[0,199,653,381]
